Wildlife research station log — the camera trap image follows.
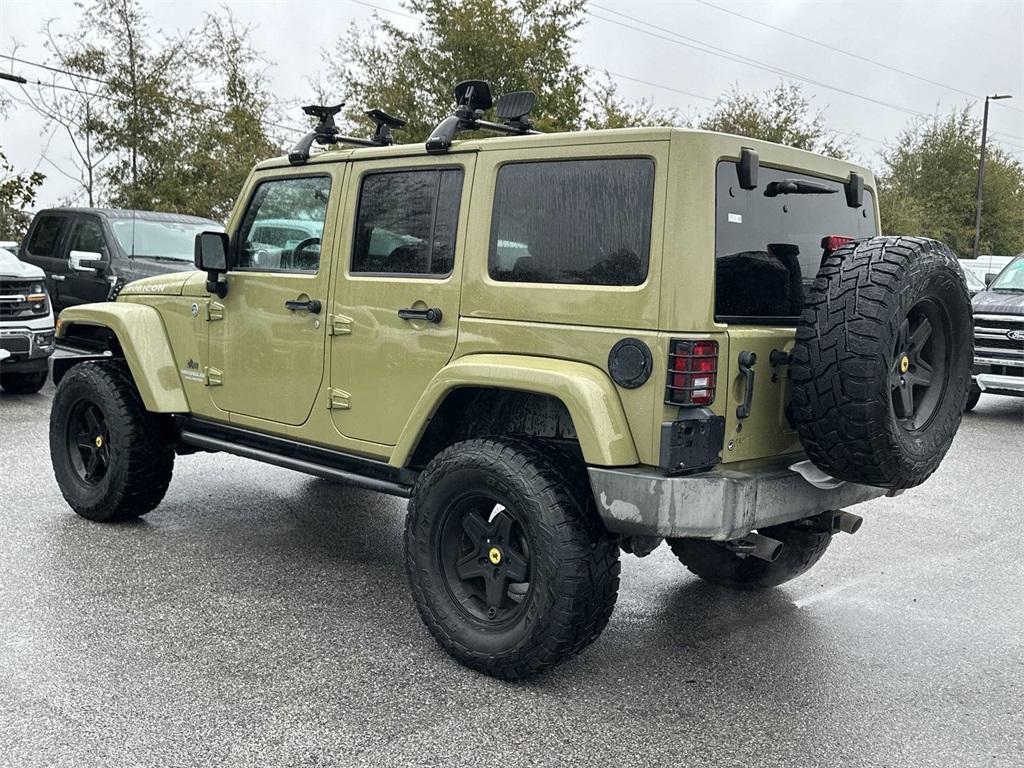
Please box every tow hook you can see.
[722,532,782,562]
[736,351,757,419]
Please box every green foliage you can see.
[697,82,847,159]
[583,75,681,130]
[0,149,46,241]
[38,0,280,221]
[328,0,667,141]
[878,107,1024,256]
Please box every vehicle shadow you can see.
[963,394,1023,423]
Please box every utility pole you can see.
[973,94,1013,259]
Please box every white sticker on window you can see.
[728,213,743,224]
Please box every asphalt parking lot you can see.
[1,384,1022,768]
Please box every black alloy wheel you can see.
[890,298,950,432]
[66,399,111,485]
[438,495,532,624]
[405,438,620,679]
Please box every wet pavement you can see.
[1,384,1022,767]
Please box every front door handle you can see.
[398,307,443,324]
[285,298,322,314]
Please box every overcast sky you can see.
[2,0,1022,209]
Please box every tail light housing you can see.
[666,340,718,406]
[821,235,854,253]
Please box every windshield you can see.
[962,268,985,290]
[990,257,1024,291]
[110,219,220,261]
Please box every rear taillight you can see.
[666,340,718,406]
[821,235,854,252]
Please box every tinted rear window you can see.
[715,161,876,320]
[488,158,655,286]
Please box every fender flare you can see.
[391,354,639,468]
[57,303,189,413]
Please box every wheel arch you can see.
[56,304,188,413]
[391,354,639,470]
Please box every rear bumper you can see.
[588,460,888,541]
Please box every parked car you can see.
[960,265,987,297]
[49,85,972,679]
[0,248,55,393]
[959,254,1016,291]
[18,208,222,314]
[0,240,19,255]
[965,255,1024,410]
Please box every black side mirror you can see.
[194,231,232,297]
[985,272,997,286]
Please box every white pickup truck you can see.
[1,248,55,394]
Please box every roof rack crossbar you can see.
[288,104,407,165]
[425,80,540,154]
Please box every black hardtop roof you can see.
[38,207,220,225]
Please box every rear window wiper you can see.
[764,180,837,197]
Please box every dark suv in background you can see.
[19,208,222,314]
[966,255,1024,410]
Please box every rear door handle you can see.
[398,307,443,324]
[285,298,322,314]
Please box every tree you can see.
[20,0,283,221]
[0,150,45,240]
[0,95,46,240]
[584,75,680,130]
[326,0,664,142]
[696,81,847,158]
[150,8,282,221]
[878,107,1024,256]
[14,24,108,206]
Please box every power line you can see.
[3,55,306,136]
[695,0,1024,116]
[587,4,1024,144]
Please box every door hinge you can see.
[205,367,223,387]
[327,388,351,410]
[327,313,353,336]
[207,301,225,321]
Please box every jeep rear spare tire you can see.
[790,236,972,489]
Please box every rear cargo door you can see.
[713,160,877,462]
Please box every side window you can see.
[488,158,655,286]
[68,219,106,255]
[236,176,332,273]
[351,168,463,276]
[27,216,67,257]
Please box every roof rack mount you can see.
[288,103,407,165]
[425,80,539,154]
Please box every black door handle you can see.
[398,307,443,324]
[285,298,322,314]
[736,350,757,419]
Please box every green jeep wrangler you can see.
[49,83,972,679]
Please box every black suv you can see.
[19,208,222,314]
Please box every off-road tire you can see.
[405,438,620,679]
[1,370,48,394]
[790,236,972,489]
[668,524,831,590]
[964,385,981,412]
[50,361,174,522]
